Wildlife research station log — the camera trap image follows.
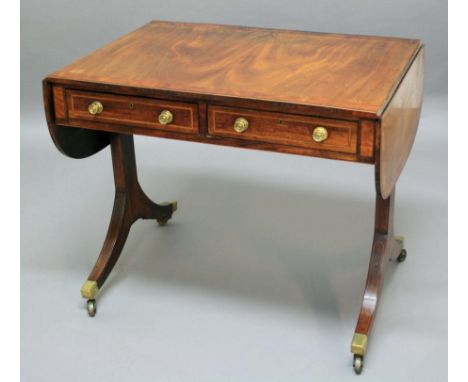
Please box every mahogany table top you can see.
[48,21,422,118]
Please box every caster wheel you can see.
[87,299,97,317]
[397,249,407,263]
[353,355,364,374]
[157,218,168,226]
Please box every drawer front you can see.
[66,90,198,134]
[208,106,358,154]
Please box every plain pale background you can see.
[21,1,447,381]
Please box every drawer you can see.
[66,90,198,134]
[208,106,358,154]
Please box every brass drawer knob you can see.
[158,110,173,125]
[233,117,249,133]
[312,126,328,142]
[88,101,103,115]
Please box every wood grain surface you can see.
[46,21,421,118]
[378,48,424,198]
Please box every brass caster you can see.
[87,299,97,317]
[157,218,169,226]
[395,235,405,244]
[157,200,177,226]
[353,354,364,374]
[397,249,407,263]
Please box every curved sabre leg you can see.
[81,191,131,316]
[80,133,178,316]
[351,190,406,373]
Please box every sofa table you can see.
[43,21,423,374]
